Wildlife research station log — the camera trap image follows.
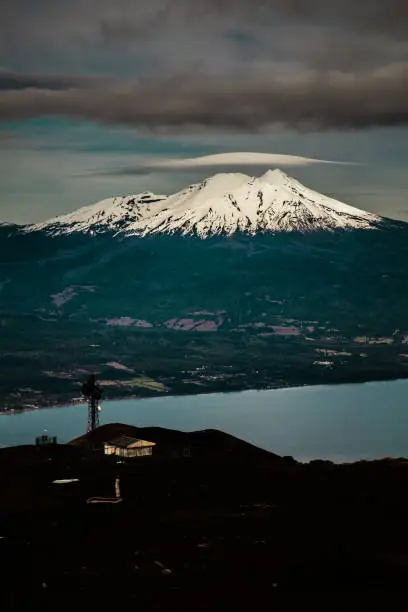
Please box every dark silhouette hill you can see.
[2,427,408,606]
[69,422,282,463]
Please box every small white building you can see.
[104,435,156,458]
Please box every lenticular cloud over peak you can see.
[140,152,356,171]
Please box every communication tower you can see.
[82,373,102,436]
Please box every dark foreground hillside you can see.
[2,425,408,609]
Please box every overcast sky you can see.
[1,0,408,223]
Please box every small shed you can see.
[104,435,156,458]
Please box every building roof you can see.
[105,435,156,449]
[70,423,189,448]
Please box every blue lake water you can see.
[1,379,408,462]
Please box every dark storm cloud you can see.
[271,0,408,36]
[1,1,407,69]
[1,1,408,131]
[1,65,408,131]
[1,1,407,44]
[0,70,105,91]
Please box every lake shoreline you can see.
[2,371,408,417]
[0,383,295,416]
[2,377,408,461]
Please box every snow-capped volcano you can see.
[27,169,382,237]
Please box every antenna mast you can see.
[82,373,102,437]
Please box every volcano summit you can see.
[27,170,382,237]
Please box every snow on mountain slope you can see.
[27,192,167,235]
[125,169,381,236]
[26,169,382,237]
